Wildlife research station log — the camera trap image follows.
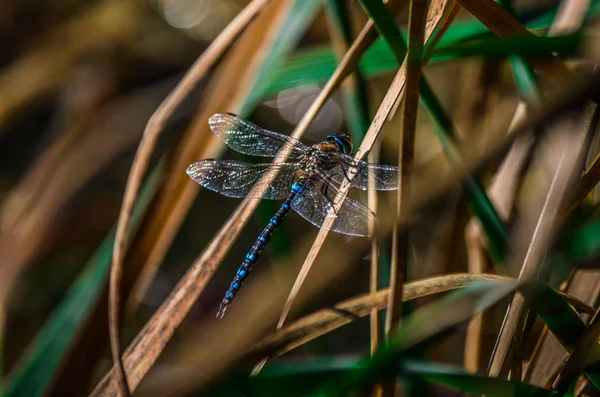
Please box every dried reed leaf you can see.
[464,0,591,372]
[387,0,428,336]
[106,0,274,393]
[323,0,376,354]
[368,144,384,397]
[277,0,457,331]
[524,270,600,386]
[488,105,595,377]
[525,94,598,389]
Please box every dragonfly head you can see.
[326,133,353,155]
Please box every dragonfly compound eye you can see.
[326,133,353,155]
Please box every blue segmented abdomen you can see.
[217,181,308,318]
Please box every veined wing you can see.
[291,175,377,237]
[209,113,307,159]
[187,160,295,200]
[321,153,398,191]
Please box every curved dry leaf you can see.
[251,274,508,359]
[249,273,594,360]
[488,104,595,377]
[464,0,592,372]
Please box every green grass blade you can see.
[211,358,561,397]
[432,32,581,63]
[357,0,408,61]
[402,360,561,397]
[359,0,508,266]
[239,0,322,115]
[519,283,586,351]
[566,211,600,261]
[212,360,363,396]
[265,2,600,95]
[5,163,165,397]
[497,0,540,107]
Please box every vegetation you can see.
[2,0,600,396]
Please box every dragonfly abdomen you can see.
[216,180,308,318]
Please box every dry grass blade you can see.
[368,143,383,357]
[106,0,273,394]
[564,149,600,216]
[488,104,596,377]
[464,0,591,373]
[277,0,457,331]
[249,273,594,360]
[456,0,571,80]
[386,0,428,336]
[251,274,508,359]
[524,269,600,386]
[368,148,384,397]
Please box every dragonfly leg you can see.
[320,178,337,213]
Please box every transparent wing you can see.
[324,153,398,191]
[291,176,377,237]
[186,160,295,199]
[209,113,307,159]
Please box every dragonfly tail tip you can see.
[216,302,228,319]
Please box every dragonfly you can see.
[187,113,399,318]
